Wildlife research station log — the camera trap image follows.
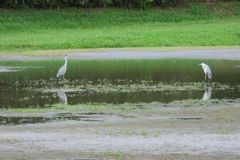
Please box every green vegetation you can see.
[2,98,240,113]
[1,0,180,9]
[142,130,148,137]
[102,151,123,157]
[0,2,239,55]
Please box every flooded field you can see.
[0,58,240,108]
[0,58,240,125]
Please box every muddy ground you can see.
[0,48,240,160]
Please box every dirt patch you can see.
[0,105,240,160]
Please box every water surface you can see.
[0,59,240,109]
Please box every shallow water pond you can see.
[0,58,240,109]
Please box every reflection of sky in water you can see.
[0,59,240,108]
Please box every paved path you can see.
[1,48,240,60]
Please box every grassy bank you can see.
[0,2,239,55]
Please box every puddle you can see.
[0,112,109,125]
[171,117,205,120]
[0,66,43,72]
[0,66,25,72]
[0,59,240,109]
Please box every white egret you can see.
[199,62,212,82]
[57,55,68,79]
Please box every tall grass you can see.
[0,8,217,32]
[0,2,239,53]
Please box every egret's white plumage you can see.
[199,62,212,81]
[57,55,68,79]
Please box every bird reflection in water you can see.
[202,86,212,101]
[57,91,68,104]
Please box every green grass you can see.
[2,98,240,113]
[0,2,239,54]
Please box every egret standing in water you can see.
[199,62,212,82]
[57,55,68,79]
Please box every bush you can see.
[153,0,185,7]
[1,0,183,9]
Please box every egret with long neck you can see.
[199,62,212,82]
[57,55,68,79]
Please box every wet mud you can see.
[0,104,240,160]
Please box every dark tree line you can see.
[0,0,237,9]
